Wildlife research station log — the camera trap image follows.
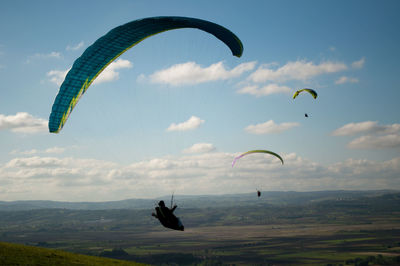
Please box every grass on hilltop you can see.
[0,241,147,266]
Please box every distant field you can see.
[0,191,399,265]
[1,217,399,264]
[116,222,400,265]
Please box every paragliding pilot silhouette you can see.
[152,200,184,231]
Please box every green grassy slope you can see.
[0,241,147,266]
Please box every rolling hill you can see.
[0,241,147,266]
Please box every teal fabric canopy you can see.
[49,16,243,133]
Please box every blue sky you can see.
[0,0,399,201]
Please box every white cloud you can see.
[149,61,256,86]
[332,121,400,136]
[1,156,118,198]
[351,57,365,69]
[47,69,69,86]
[5,156,65,168]
[45,147,66,154]
[93,58,133,85]
[248,60,347,83]
[66,41,84,51]
[26,52,62,63]
[348,134,400,149]
[237,83,291,97]
[245,120,300,135]
[333,121,400,150]
[0,112,47,134]
[328,157,400,178]
[166,116,205,132]
[47,58,132,86]
[182,143,216,154]
[1,153,400,201]
[335,76,359,84]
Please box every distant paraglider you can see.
[293,88,318,99]
[232,150,284,197]
[49,16,243,133]
[293,89,317,118]
[232,149,284,167]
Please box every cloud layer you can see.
[245,120,300,135]
[182,143,216,154]
[237,84,291,97]
[93,58,132,85]
[47,58,132,86]
[1,152,399,201]
[167,116,205,132]
[333,121,400,150]
[0,112,47,133]
[248,60,347,83]
[332,121,400,136]
[47,69,69,86]
[348,134,400,149]
[335,76,359,84]
[149,61,256,86]
[238,58,365,97]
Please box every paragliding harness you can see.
[152,194,184,231]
